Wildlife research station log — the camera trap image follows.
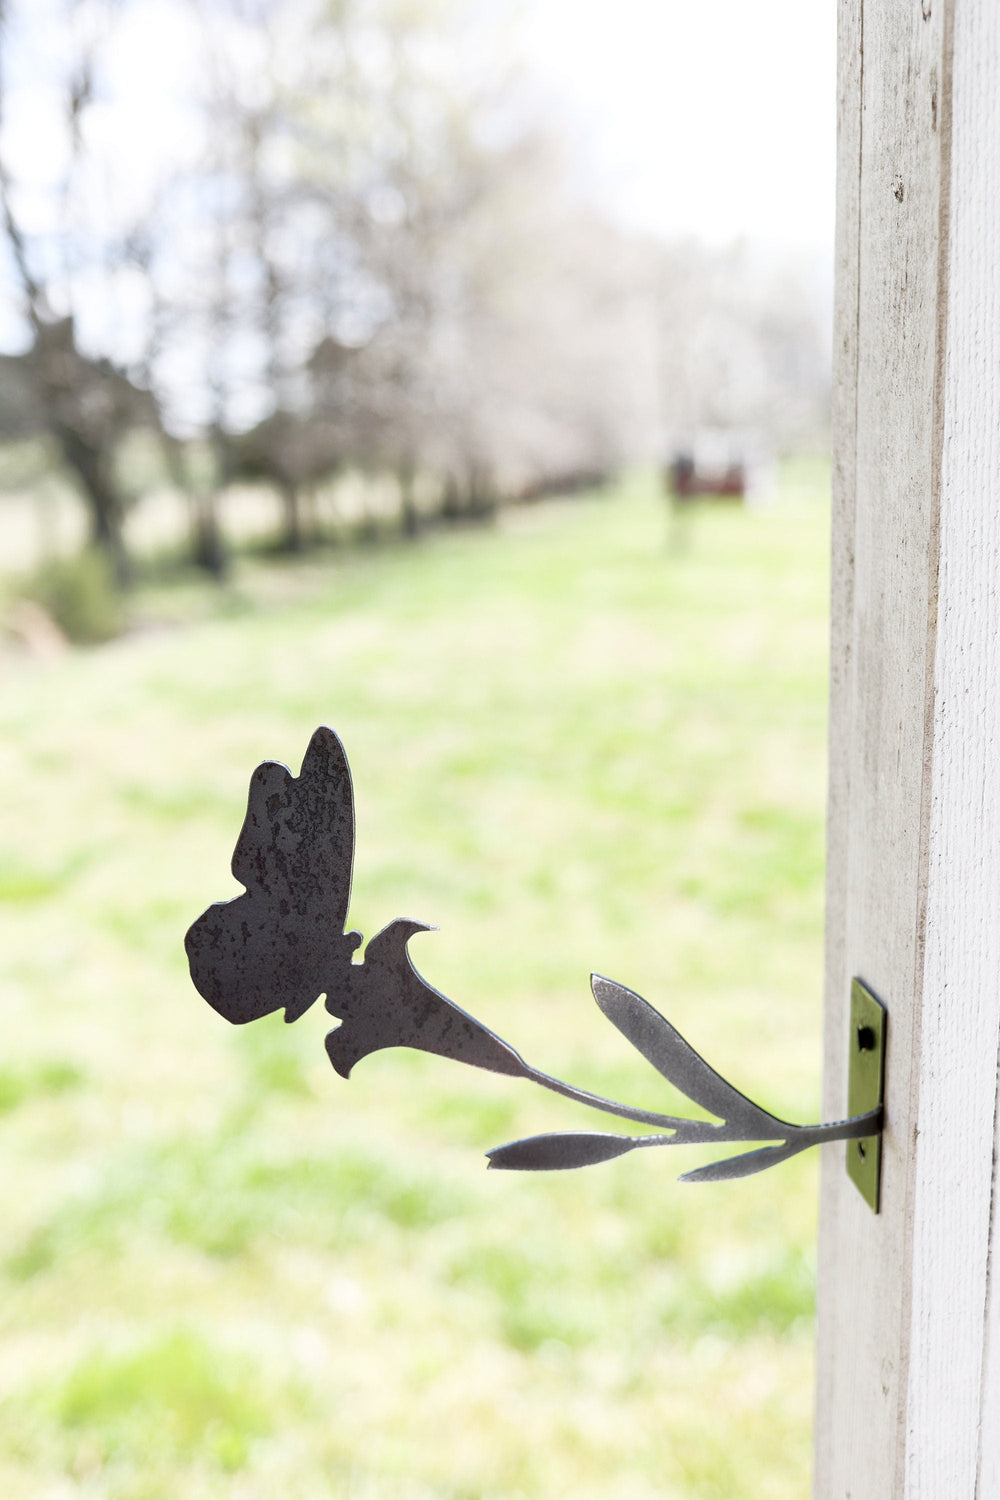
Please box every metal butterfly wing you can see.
[185,726,360,1026]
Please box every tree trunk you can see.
[55,423,131,586]
[162,432,229,579]
[399,466,419,538]
[190,491,229,579]
[279,480,303,553]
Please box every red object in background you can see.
[667,453,746,501]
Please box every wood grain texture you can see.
[816,1,1000,1494]
[919,4,1000,1494]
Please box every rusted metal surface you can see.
[186,728,882,1184]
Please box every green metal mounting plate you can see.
[846,977,887,1213]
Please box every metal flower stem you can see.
[480,973,884,1178]
[484,1042,882,1180]
[517,1059,881,1144]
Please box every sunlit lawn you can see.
[0,464,831,1499]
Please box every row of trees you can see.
[0,0,831,584]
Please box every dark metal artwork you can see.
[186,728,883,1184]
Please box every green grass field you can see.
[0,466,832,1499]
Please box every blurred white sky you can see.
[0,0,837,354]
[519,0,836,252]
[4,0,838,252]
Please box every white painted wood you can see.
[923,7,1000,1493]
[815,1,1000,1495]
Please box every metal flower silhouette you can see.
[186,728,881,1182]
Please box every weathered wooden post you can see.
[815,0,1000,1493]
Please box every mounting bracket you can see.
[846,978,887,1212]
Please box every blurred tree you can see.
[0,0,831,580]
[653,239,831,461]
[151,0,656,542]
[0,2,161,582]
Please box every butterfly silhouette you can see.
[185,727,525,1079]
[186,728,882,1180]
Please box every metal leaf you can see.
[590,974,785,1135]
[486,1131,642,1171]
[678,1139,804,1183]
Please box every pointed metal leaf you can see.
[679,1139,803,1183]
[590,974,785,1134]
[486,1131,641,1172]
